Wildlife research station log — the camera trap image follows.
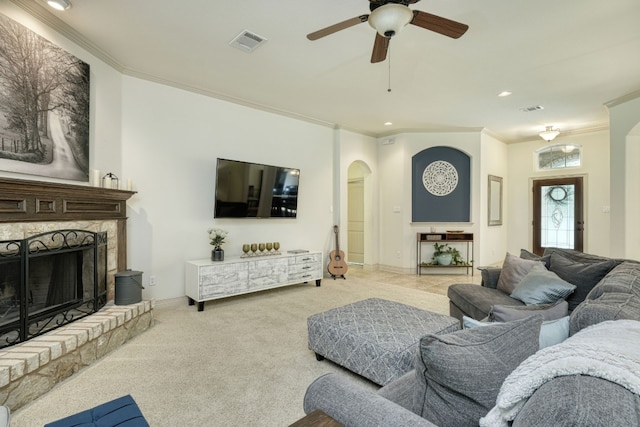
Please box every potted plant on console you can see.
[208,228,228,261]
[431,242,466,266]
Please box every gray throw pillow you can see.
[510,265,576,305]
[496,253,545,294]
[413,316,542,427]
[490,299,568,322]
[463,315,570,349]
[519,249,551,268]
[549,253,617,311]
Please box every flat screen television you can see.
[214,158,300,218]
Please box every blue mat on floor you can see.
[44,395,149,427]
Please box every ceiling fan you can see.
[307,0,469,63]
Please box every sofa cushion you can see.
[490,299,568,322]
[512,375,640,427]
[510,265,576,305]
[570,261,640,335]
[448,283,524,321]
[463,315,569,349]
[519,249,551,268]
[496,253,545,294]
[549,252,617,310]
[413,316,542,427]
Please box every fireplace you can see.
[0,177,136,348]
[0,178,150,411]
[0,229,108,348]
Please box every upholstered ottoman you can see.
[308,298,460,385]
[44,395,149,427]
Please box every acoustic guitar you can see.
[327,225,348,279]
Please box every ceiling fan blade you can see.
[371,33,390,63]
[307,15,369,40]
[410,10,469,39]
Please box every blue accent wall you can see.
[412,146,471,222]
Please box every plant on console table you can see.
[430,242,466,266]
[208,228,228,262]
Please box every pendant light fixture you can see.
[368,4,414,38]
[539,126,560,142]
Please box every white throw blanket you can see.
[480,319,640,427]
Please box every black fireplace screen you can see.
[0,229,107,348]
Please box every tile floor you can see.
[346,264,483,297]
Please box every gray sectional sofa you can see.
[448,247,622,322]
[303,248,640,426]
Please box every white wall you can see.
[121,77,335,300]
[376,132,482,273]
[506,130,611,256]
[609,95,640,258]
[479,131,509,265]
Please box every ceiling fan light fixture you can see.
[368,4,414,38]
[46,0,71,10]
[539,126,560,142]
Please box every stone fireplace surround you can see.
[0,177,153,411]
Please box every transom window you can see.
[536,144,582,170]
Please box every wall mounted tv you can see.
[214,158,300,218]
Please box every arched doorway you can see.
[347,161,371,265]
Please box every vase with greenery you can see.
[431,242,466,266]
[208,228,228,261]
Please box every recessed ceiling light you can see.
[498,91,512,97]
[384,121,393,126]
[47,0,71,11]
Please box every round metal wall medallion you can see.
[422,161,458,196]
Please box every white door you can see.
[348,179,364,264]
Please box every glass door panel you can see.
[533,177,583,255]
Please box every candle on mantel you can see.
[103,176,111,189]
[92,169,100,187]
[126,179,133,191]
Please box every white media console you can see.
[185,251,323,311]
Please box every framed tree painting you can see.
[0,13,90,181]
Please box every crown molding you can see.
[9,0,124,71]
[605,88,640,108]
[122,69,338,131]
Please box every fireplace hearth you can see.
[0,229,107,348]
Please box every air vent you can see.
[229,30,267,52]
[519,105,544,112]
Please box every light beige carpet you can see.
[11,268,468,426]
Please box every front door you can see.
[532,177,584,255]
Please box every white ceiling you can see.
[13,0,640,142]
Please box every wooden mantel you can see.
[0,177,136,271]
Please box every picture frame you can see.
[488,175,503,226]
[0,13,90,182]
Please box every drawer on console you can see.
[288,262,320,275]
[248,258,288,278]
[289,253,322,265]
[200,279,249,299]
[199,263,248,282]
[288,268,321,282]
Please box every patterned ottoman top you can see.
[308,298,458,352]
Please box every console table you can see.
[185,251,323,311]
[416,232,474,275]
